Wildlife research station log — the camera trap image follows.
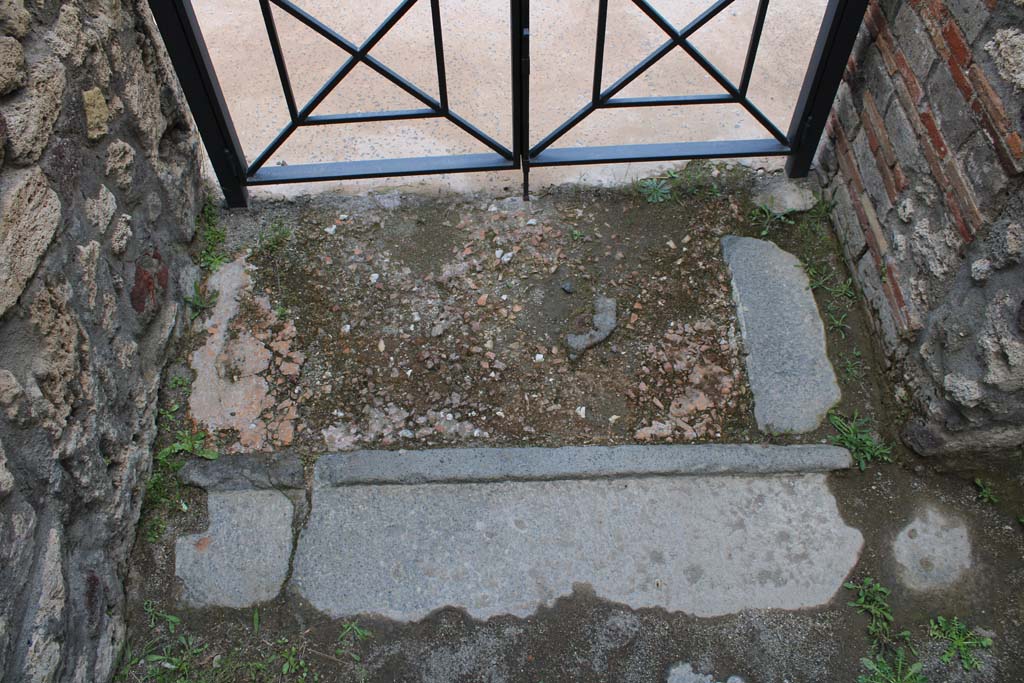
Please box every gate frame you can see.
[149,0,868,208]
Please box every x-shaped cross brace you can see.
[532,0,786,157]
[250,0,511,176]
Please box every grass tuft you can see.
[829,412,892,470]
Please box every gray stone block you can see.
[947,0,990,43]
[831,183,868,265]
[892,5,939,81]
[860,48,896,112]
[853,125,893,214]
[175,490,294,608]
[892,505,973,592]
[721,236,841,433]
[179,452,304,491]
[314,445,852,486]
[959,131,1009,214]
[291,474,863,621]
[927,66,976,152]
[884,98,925,175]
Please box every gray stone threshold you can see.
[314,444,851,487]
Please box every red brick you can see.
[942,21,972,68]
[918,5,951,61]
[943,159,984,233]
[864,2,883,37]
[918,110,949,158]
[893,51,924,102]
[893,163,909,192]
[1008,132,1023,160]
[886,262,908,310]
[970,100,1024,175]
[835,124,867,198]
[874,28,900,76]
[947,59,975,102]
[891,78,952,184]
[863,93,896,166]
[969,64,1012,134]
[943,190,974,242]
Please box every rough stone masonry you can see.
[816,0,1024,456]
[0,1,200,681]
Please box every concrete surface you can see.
[666,662,746,683]
[721,235,841,433]
[175,490,294,608]
[192,0,828,195]
[752,175,819,212]
[892,505,974,592]
[290,473,863,621]
[314,444,853,486]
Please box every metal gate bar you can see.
[149,0,868,208]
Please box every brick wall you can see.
[817,0,1023,455]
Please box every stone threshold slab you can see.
[315,444,851,487]
[291,474,864,621]
[722,236,841,434]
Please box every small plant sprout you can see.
[845,577,897,646]
[929,615,992,671]
[143,600,181,635]
[637,177,672,203]
[840,350,866,383]
[974,478,998,504]
[157,430,219,461]
[749,201,795,236]
[827,309,850,338]
[827,277,857,300]
[184,282,219,321]
[858,649,926,683]
[196,198,229,271]
[257,219,293,256]
[169,375,191,390]
[829,413,893,471]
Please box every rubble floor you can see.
[120,167,1024,682]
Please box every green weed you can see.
[197,198,229,271]
[169,375,191,391]
[929,615,992,671]
[845,577,901,648]
[749,202,795,236]
[143,601,181,635]
[636,178,672,203]
[826,307,850,338]
[157,430,219,462]
[256,220,292,256]
[184,282,219,321]
[840,350,866,383]
[803,261,832,291]
[974,478,998,504]
[826,277,857,300]
[846,578,923,682]
[857,649,926,683]
[829,412,892,471]
[336,622,373,682]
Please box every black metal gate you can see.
[150,0,868,208]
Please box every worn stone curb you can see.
[314,444,852,487]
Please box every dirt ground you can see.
[118,164,1024,683]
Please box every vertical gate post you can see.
[511,0,531,200]
[149,0,250,208]
[785,0,869,178]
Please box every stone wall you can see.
[817,0,1024,456]
[0,1,200,681]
